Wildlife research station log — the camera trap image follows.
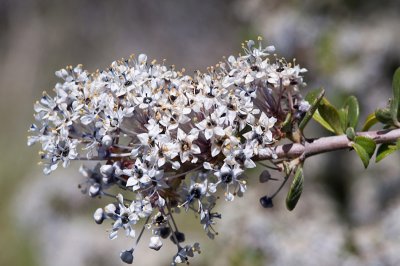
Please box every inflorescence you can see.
[28,38,309,265]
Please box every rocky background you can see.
[1,0,400,265]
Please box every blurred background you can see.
[1,0,400,265]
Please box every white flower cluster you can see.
[28,38,307,264]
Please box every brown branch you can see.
[258,128,400,160]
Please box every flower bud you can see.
[260,195,273,208]
[101,135,113,147]
[89,183,101,197]
[170,231,185,244]
[120,249,134,264]
[93,208,104,224]
[159,227,171,239]
[100,164,114,178]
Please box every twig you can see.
[257,128,400,160]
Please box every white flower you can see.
[107,194,140,240]
[149,236,163,251]
[224,144,256,169]
[177,128,201,163]
[134,84,161,109]
[196,109,226,140]
[209,163,246,201]
[101,107,127,135]
[181,179,208,211]
[159,110,190,132]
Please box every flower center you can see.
[143,97,152,104]
[190,187,202,199]
[221,172,233,183]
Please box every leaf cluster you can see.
[274,68,400,211]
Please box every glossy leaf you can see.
[313,110,335,133]
[352,143,370,168]
[286,167,304,211]
[299,88,325,130]
[352,136,376,168]
[343,96,359,129]
[355,136,376,157]
[390,67,400,127]
[376,143,398,163]
[362,112,378,131]
[317,98,344,134]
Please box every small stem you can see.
[120,127,139,137]
[167,204,180,232]
[113,144,136,150]
[73,156,106,161]
[135,216,150,246]
[167,219,181,251]
[166,203,182,251]
[102,192,133,202]
[257,162,281,171]
[110,152,132,158]
[271,171,291,198]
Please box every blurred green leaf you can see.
[299,88,325,130]
[343,96,359,129]
[390,67,400,127]
[375,108,393,125]
[338,108,347,132]
[286,166,304,211]
[317,98,344,134]
[376,143,398,163]
[352,136,376,168]
[346,127,356,140]
[362,112,378,131]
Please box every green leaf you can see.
[352,143,370,168]
[362,112,378,131]
[313,110,336,133]
[299,88,325,130]
[343,96,359,129]
[346,127,356,140]
[286,166,304,211]
[305,88,325,104]
[281,113,292,133]
[390,67,400,127]
[355,136,376,157]
[375,108,393,125]
[338,108,347,132]
[352,136,376,168]
[376,143,398,163]
[317,98,344,135]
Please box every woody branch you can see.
[258,128,400,160]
